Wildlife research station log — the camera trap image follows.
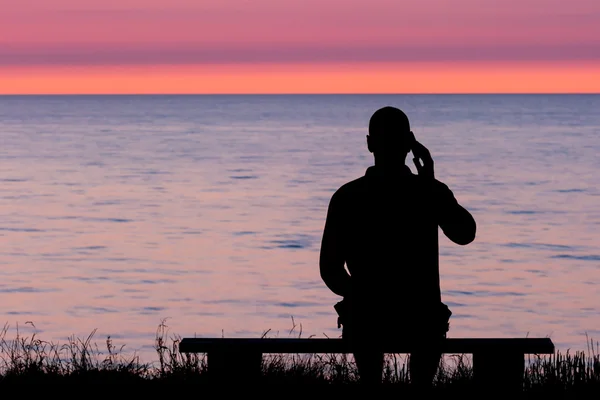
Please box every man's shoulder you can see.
[336,175,368,194]
[330,176,368,202]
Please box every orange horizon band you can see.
[1,63,599,94]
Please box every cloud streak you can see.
[2,1,599,57]
[2,42,599,67]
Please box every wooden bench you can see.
[179,337,554,387]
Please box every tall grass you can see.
[0,319,598,392]
[524,334,600,394]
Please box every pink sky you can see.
[1,0,599,93]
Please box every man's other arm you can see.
[434,182,476,245]
[319,191,351,297]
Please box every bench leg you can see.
[473,351,524,392]
[207,350,262,383]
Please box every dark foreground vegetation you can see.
[1,320,598,396]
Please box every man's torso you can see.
[333,166,442,311]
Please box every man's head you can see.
[367,106,415,163]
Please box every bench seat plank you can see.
[179,337,554,354]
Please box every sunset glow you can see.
[1,0,599,94]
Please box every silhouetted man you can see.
[319,106,476,385]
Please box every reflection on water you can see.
[0,95,599,362]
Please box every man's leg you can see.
[353,351,384,384]
[409,333,444,388]
[409,349,442,386]
[343,322,384,384]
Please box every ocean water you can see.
[0,94,598,362]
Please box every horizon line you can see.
[1,92,599,96]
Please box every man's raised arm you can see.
[435,182,477,246]
[319,192,351,297]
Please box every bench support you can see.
[473,351,524,391]
[207,350,262,382]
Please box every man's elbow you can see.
[454,230,476,245]
[453,217,476,245]
[442,211,476,245]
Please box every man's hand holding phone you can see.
[411,135,435,180]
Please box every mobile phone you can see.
[407,131,416,152]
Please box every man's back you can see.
[322,165,451,315]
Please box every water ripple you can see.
[0,286,59,293]
[233,231,257,236]
[0,227,45,232]
[555,188,585,193]
[503,242,576,251]
[275,301,321,308]
[230,175,259,180]
[141,307,166,313]
[265,234,314,250]
[446,290,526,297]
[551,254,600,261]
[82,217,133,223]
[73,306,118,314]
[64,276,110,282]
[0,178,27,182]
